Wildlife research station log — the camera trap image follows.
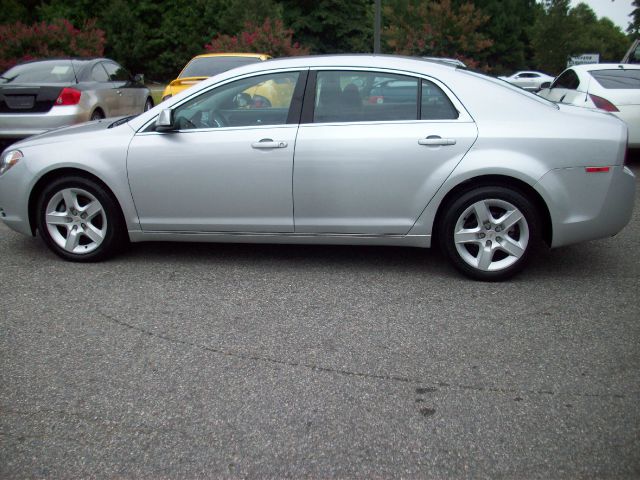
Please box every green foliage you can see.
[383,0,493,69]
[205,18,310,57]
[0,18,104,72]
[469,0,539,74]
[629,0,640,38]
[280,0,373,53]
[531,1,629,74]
[0,0,634,80]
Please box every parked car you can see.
[0,58,153,143]
[0,55,635,280]
[537,64,640,148]
[498,71,555,91]
[161,53,271,101]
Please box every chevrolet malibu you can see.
[0,55,635,280]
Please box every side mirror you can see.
[133,73,144,84]
[155,109,174,131]
[540,82,551,90]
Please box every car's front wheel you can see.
[36,176,125,261]
[439,186,541,281]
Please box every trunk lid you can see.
[0,84,67,113]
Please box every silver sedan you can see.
[0,55,635,280]
[0,58,153,142]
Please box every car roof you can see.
[192,53,271,60]
[214,54,459,74]
[569,63,640,72]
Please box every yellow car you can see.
[161,53,271,101]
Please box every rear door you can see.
[292,69,478,234]
[103,61,135,115]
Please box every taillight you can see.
[54,88,81,106]
[585,166,610,173]
[368,96,384,104]
[589,94,619,112]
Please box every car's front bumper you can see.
[536,165,636,248]
[0,105,90,139]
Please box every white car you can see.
[498,71,555,91]
[537,64,640,148]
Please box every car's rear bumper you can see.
[0,106,89,139]
[536,165,636,248]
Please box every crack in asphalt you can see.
[96,309,628,401]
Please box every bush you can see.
[204,18,309,57]
[0,18,105,72]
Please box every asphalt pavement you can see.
[1,163,639,478]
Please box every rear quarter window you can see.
[589,69,640,89]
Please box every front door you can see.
[127,70,304,232]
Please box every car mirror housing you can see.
[155,109,175,131]
[133,73,144,84]
[540,82,551,90]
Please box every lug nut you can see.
[496,236,502,242]
[495,225,502,232]
[484,223,491,230]
[81,213,87,219]
[81,223,86,229]
[477,232,486,239]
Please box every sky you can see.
[571,0,634,31]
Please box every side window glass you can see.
[104,62,130,82]
[172,71,299,130]
[91,64,109,82]
[314,71,418,123]
[551,70,579,90]
[421,80,458,120]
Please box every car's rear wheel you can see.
[90,109,105,121]
[439,186,540,281]
[36,176,125,262]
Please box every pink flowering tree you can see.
[204,18,309,57]
[0,18,105,72]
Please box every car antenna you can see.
[69,58,79,83]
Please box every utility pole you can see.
[374,0,381,53]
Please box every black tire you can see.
[36,176,126,262]
[90,109,105,121]
[144,97,154,111]
[439,186,541,281]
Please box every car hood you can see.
[9,117,135,149]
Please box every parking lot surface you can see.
[1,163,639,478]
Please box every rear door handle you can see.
[418,136,456,146]
[251,139,288,149]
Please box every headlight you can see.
[0,150,22,176]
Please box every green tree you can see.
[629,0,640,38]
[280,0,373,53]
[532,1,629,74]
[466,0,539,74]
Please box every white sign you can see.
[567,53,600,67]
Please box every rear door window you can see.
[313,71,419,123]
[589,69,640,89]
[421,80,458,120]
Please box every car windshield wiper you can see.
[108,115,138,128]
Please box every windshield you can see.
[0,60,79,84]
[179,56,262,78]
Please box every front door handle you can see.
[251,139,288,149]
[418,136,456,146]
